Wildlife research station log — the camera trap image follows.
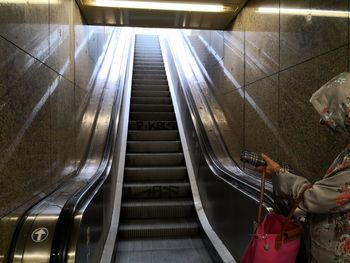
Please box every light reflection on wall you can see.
[257,7,349,18]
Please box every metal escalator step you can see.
[128,121,177,130]
[132,74,167,80]
[132,84,169,91]
[132,91,170,98]
[133,65,165,71]
[125,166,187,181]
[133,69,166,75]
[119,218,199,238]
[131,97,172,104]
[135,44,160,47]
[134,52,162,56]
[134,57,163,61]
[134,58,164,63]
[130,104,173,112]
[130,112,176,121]
[134,53,162,57]
[128,130,179,141]
[126,153,184,166]
[133,79,168,85]
[135,45,160,48]
[127,141,181,153]
[133,62,164,67]
[135,47,161,52]
[117,237,207,252]
[123,181,191,199]
[121,199,194,219]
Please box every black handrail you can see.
[163,34,274,208]
[50,31,133,263]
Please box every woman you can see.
[257,72,350,262]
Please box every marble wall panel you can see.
[47,0,74,81]
[50,76,76,183]
[244,75,279,165]
[187,34,218,70]
[223,12,244,89]
[186,0,350,181]
[243,0,279,85]
[0,0,116,259]
[0,0,50,62]
[279,47,347,182]
[221,88,245,166]
[0,37,54,216]
[75,85,92,167]
[210,31,224,60]
[223,42,244,89]
[280,0,349,70]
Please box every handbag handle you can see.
[256,167,312,249]
[257,167,267,225]
[275,184,312,250]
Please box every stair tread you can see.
[126,152,184,157]
[119,218,198,230]
[124,181,190,187]
[127,140,180,143]
[125,166,186,170]
[122,198,193,206]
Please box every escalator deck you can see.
[115,34,214,262]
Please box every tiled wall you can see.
[0,0,115,258]
[186,0,349,182]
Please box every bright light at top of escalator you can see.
[90,0,231,13]
[257,7,349,18]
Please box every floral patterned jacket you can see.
[272,146,350,263]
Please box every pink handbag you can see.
[241,168,310,263]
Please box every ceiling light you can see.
[257,7,348,18]
[89,0,231,13]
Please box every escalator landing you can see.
[116,237,213,263]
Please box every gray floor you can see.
[115,237,213,262]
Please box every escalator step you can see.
[128,121,177,130]
[133,65,165,71]
[130,112,175,121]
[133,69,166,75]
[125,166,187,181]
[128,130,179,141]
[127,140,181,153]
[123,181,191,199]
[121,199,194,219]
[119,218,199,239]
[135,58,164,63]
[132,84,169,91]
[126,153,185,166]
[130,104,173,112]
[132,79,168,85]
[131,97,172,104]
[132,74,167,80]
[132,90,170,98]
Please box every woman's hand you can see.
[255,154,281,179]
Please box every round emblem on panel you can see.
[31,227,49,243]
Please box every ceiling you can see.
[76,0,248,29]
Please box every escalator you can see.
[115,34,214,262]
[5,31,273,263]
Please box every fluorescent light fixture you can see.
[0,0,60,3]
[89,0,230,12]
[257,7,349,18]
